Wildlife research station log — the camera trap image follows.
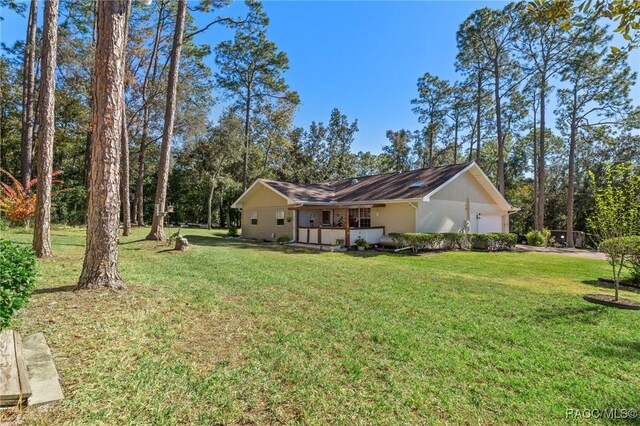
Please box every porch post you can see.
[296,209,300,243]
[344,211,350,247]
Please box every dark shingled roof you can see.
[263,163,471,203]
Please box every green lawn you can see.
[3,227,640,425]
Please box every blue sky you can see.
[1,1,638,154]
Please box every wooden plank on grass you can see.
[14,332,32,400]
[0,330,21,404]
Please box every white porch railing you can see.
[297,227,385,246]
[347,227,384,246]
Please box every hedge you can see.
[0,240,36,330]
[388,232,517,253]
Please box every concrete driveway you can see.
[515,244,606,260]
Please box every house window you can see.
[250,211,258,225]
[359,208,371,228]
[348,208,371,228]
[276,210,285,226]
[349,209,359,227]
[322,210,332,226]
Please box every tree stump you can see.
[175,236,189,251]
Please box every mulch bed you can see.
[583,294,640,310]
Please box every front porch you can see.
[293,206,386,246]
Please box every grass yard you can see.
[3,227,640,425]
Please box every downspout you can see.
[292,208,296,243]
[409,201,419,232]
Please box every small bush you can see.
[227,223,239,237]
[277,235,290,244]
[599,236,640,300]
[355,236,369,248]
[526,230,546,247]
[0,216,7,231]
[0,240,36,330]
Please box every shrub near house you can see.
[388,232,517,253]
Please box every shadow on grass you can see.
[533,304,605,324]
[590,339,640,362]
[33,284,76,295]
[581,279,640,294]
[156,248,179,254]
[182,234,234,247]
[119,238,146,245]
[184,234,430,258]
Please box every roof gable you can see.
[231,179,293,208]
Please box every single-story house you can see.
[231,162,517,246]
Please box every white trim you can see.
[422,163,475,202]
[231,179,295,208]
[422,162,513,211]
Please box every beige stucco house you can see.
[231,162,516,246]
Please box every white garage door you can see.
[478,215,502,233]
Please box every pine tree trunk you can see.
[84,0,99,191]
[494,68,504,194]
[532,99,539,232]
[207,179,215,230]
[428,129,433,167]
[133,2,164,226]
[120,106,131,236]
[77,0,128,290]
[566,106,577,247]
[20,0,38,189]
[32,0,59,259]
[475,70,482,164]
[146,0,187,241]
[219,189,225,228]
[134,130,146,225]
[242,90,252,191]
[537,81,546,231]
[120,0,131,237]
[453,116,458,165]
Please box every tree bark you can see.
[20,0,38,189]
[77,0,128,290]
[494,67,504,194]
[207,179,215,230]
[532,95,539,232]
[146,0,187,241]
[428,128,433,167]
[242,89,252,191]
[120,106,131,236]
[219,188,225,228]
[120,0,131,237]
[453,116,458,165]
[133,127,146,225]
[566,96,578,247]
[475,70,482,164]
[32,0,59,259]
[537,81,546,231]
[84,0,99,191]
[133,1,164,226]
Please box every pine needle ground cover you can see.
[3,227,639,425]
